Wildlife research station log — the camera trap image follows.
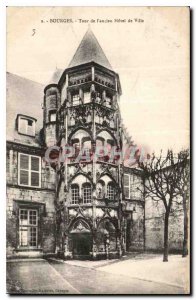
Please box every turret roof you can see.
[68,27,113,71]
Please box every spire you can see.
[68,27,113,70]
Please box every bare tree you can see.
[175,149,190,257]
[139,150,180,262]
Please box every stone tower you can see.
[44,28,128,259]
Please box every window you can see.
[96,92,101,103]
[83,92,91,103]
[130,175,142,199]
[124,174,130,198]
[105,94,112,107]
[107,182,115,200]
[19,209,38,248]
[71,184,79,204]
[18,153,41,187]
[72,94,80,105]
[82,140,91,157]
[49,111,56,122]
[18,115,36,136]
[124,174,143,200]
[82,183,92,204]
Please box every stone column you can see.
[92,229,97,260]
[102,90,106,101]
[117,234,122,258]
[68,91,71,103]
[79,88,83,104]
[92,66,95,81]
[105,234,110,260]
[64,234,69,258]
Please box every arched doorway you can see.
[97,219,117,258]
[69,219,92,259]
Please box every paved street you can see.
[7,255,188,295]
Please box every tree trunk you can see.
[163,211,169,262]
[182,195,188,257]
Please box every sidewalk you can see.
[98,254,190,293]
[61,258,118,269]
[49,253,190,293]
[55,251,152,269]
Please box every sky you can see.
[6,7,190,155]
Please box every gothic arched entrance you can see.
[96,219,117,258]
[69,219,92,259]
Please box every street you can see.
[7,254,189,295]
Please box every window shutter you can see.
[124,174,129,186]
[19,118,27,134]
[27,122,34,136]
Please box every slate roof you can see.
[68,27,113,71]
[6,72,44,147]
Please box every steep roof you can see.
[68,27,113,70]
[6,72,44,147]
[48,68,64,84]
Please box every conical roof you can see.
[68,27,113,70]
[48,68,64,84]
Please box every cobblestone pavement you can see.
[7,257,185,294]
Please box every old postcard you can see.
[6,6,190,295]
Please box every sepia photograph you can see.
[6,6,190,295]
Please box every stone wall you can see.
[6,145,56,257]
[6,186,56,256]
[126,202,145,251]
[145,197,184,252]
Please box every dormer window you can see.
[17,115,36,137]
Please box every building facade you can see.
[43,28,144,259]
[6,72,56,257]
[6,28,183,259]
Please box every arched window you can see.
[71,184,79,204]
[82,137,91,150]
[107,182,115,200]
[82,183,92,204]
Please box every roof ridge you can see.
[6,71,44,87]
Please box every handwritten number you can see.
[32,29,36,36]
